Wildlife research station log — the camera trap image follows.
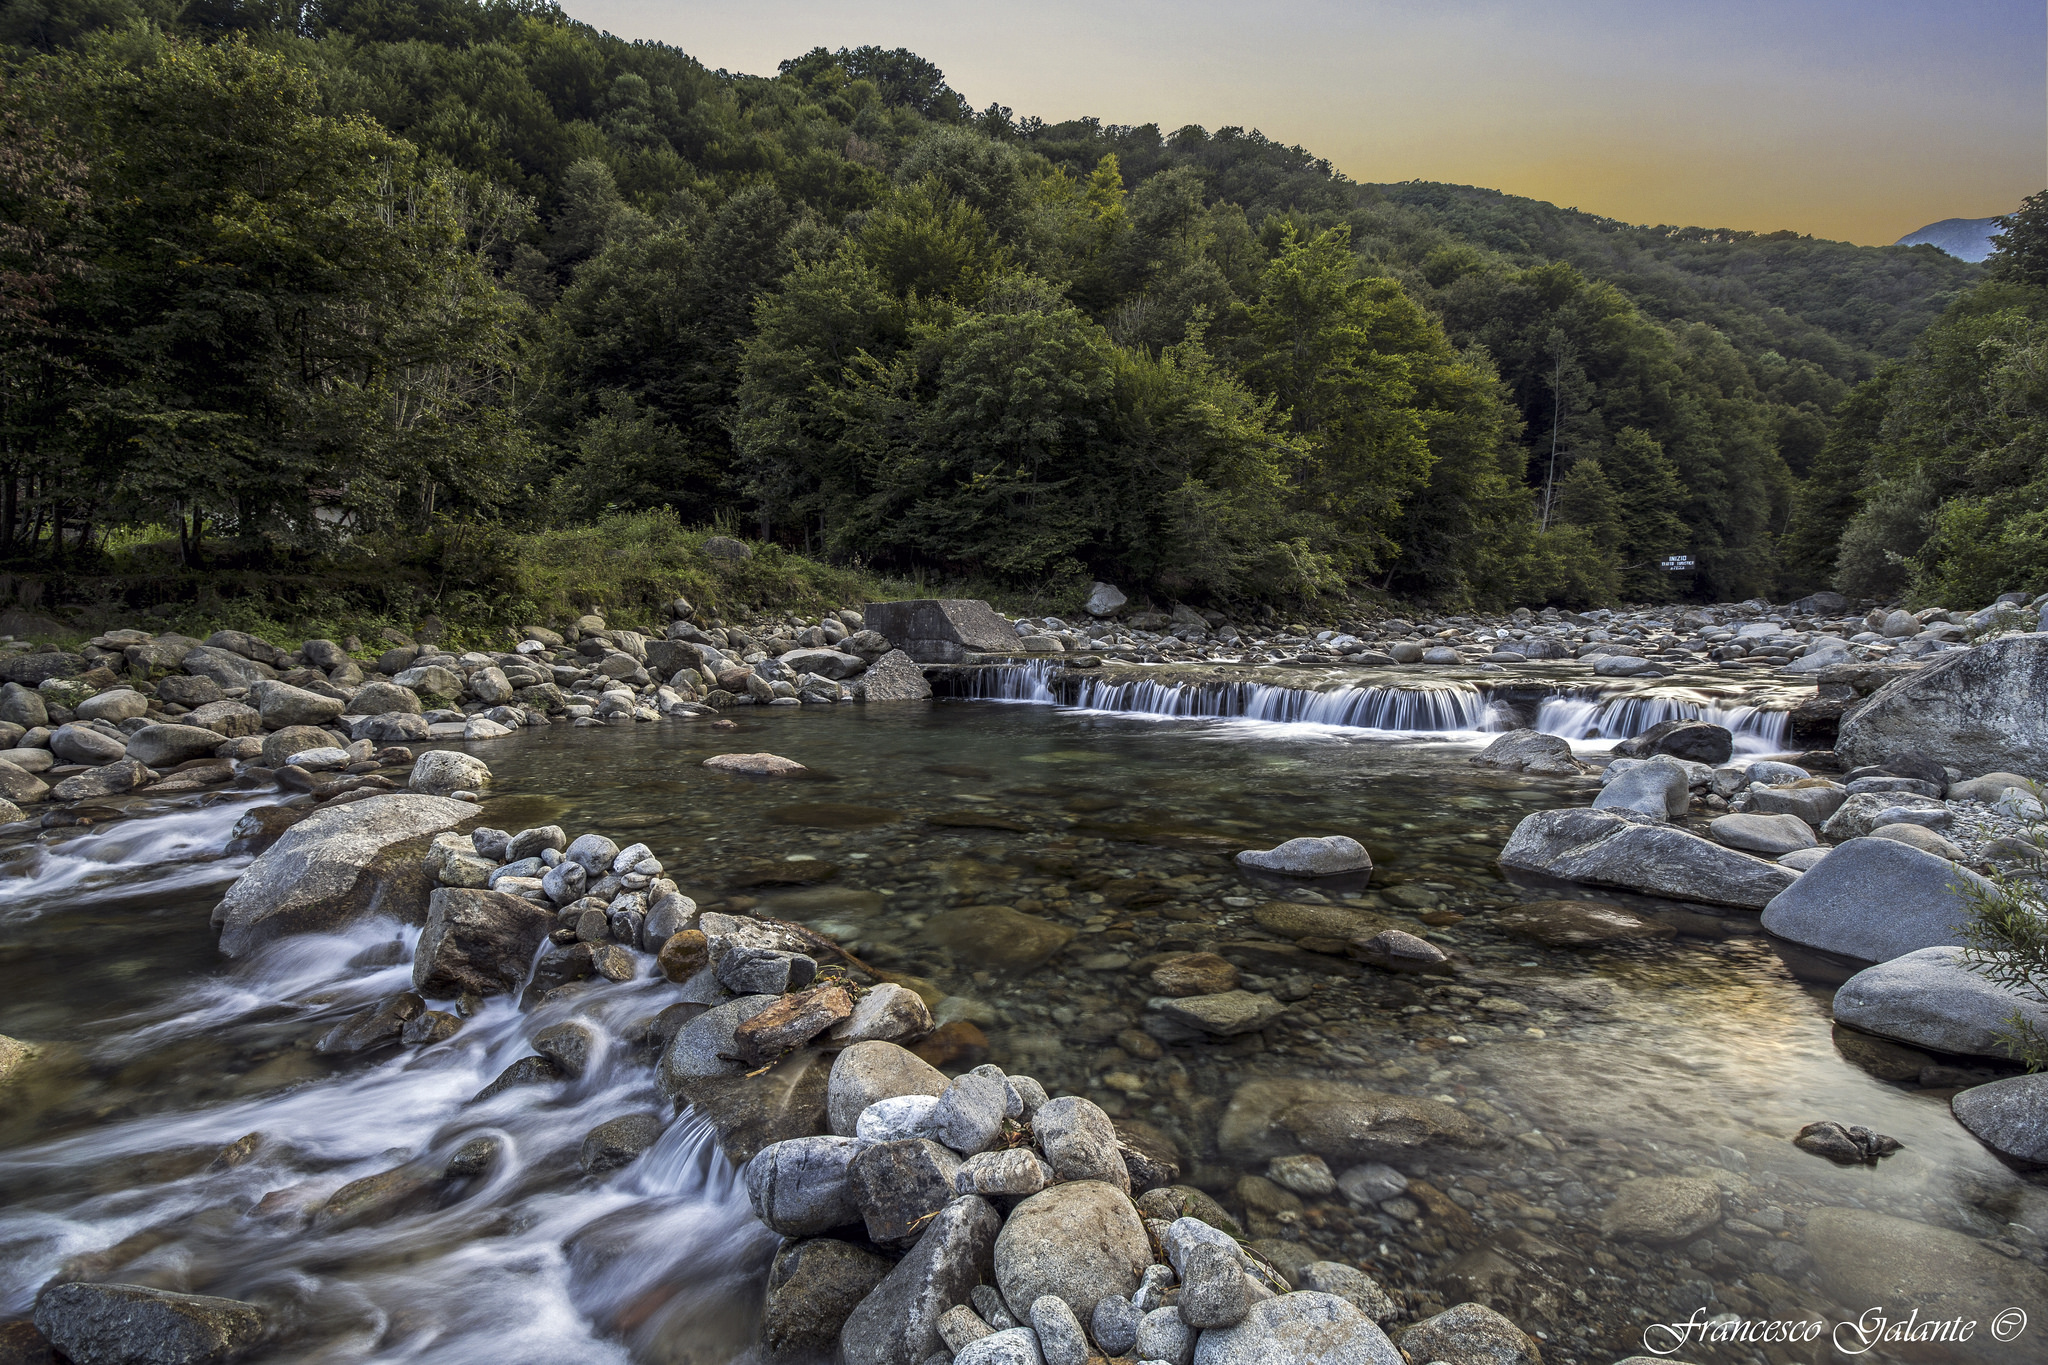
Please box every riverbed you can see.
[2,693,2042,1364]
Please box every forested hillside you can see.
[0,0,2017,621]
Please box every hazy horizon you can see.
[560,0,2043,248]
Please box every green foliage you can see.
[1960,850,2048,1071]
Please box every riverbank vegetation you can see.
[0,0,2027,630]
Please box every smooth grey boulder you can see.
[412,887,554,998]
[249,679,345,728]
[49,723,127,765]
[351,681,423,715]
[0,760,48,805]
[214,794,477,955]
[1136,1305,1195,1363]
[860,649,933,702]
[1951,1073,2048,1163]
[564,832,619,875]
[1614,718,1734,765]
[125,723,228,768]
[862,599,1018,663]
[1191,1291,1401,1365]
[992,1180,1150,1323]
[930,1071,1009,1155]
[52,758,154,801]
[955,1147,1055,1199]
[829,1041,951,1137]
[1592,758,1689,818]
[1032,1094,1131,1191]
[1398,1302,1543,1365]
[745,1135,863,1237]
[1085,582,1127,617]
[1833,947,2048,1058]
[857,1095,942,1144]
[182,644,276,689]
[1178,1240,1251,1329]
[1296,1263,1397,1324]
[955,1328,1044,1365]
[1761,837,1991,962]
[839,1195,1001,1365]
[0,681,47,727]
[33,1282,265,1365]
[779,647,867,679]
[1838,633,2048,780]
[1498,808,1799,909]
[830,982,934,1045]
[656,995,779,1092]
[1708,811,1817,856]
[1030,1295,1089,1365]
[1235,835,1371,876]
[1092,1295,1142,1356]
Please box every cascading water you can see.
[954,660,1502,734]
[1534,691,1791,756]
[0,796,263,922]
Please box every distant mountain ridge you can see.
[1895,216,2005,262]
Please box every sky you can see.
[559,0,2044,247]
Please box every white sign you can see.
[1661,555,1695,571]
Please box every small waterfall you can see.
[1535,692,1791,755]
[947,661,1499,734]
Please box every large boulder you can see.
[763,1239,893,1356]
[0,652,83,686]
[827,1041,951,1136]
[1819,790,1949,841]
[1469,729,1587,777]
[0,761,47,805]
[49,723,127,765]
[992,1180,1150,1323]
[1951,1074,2048,1164]
[1194,1292,1401,1365]
[859,650,933,702]
[32,1282,264,1365]
[1838,633,2048,780]
[1216,1078,1485,1164]
[412,887,554,998]
[840,1195,1001,1365]
[249,680,345,729]
[1235,835,1371,877]
[1498,808,1798,909]
[126,723,229,768]
[410,749,489,797]
[75,688,148,723]
[747,1135,865,1238]
[1832,946,2048,1058]
[212,793,478,955]
[1614,718,1734,765]
[1760,838,1991,962]
[1397,1302,1542,1365]
[260,724,336,769]
[862,600,1017,664]
[780,648,867,680]
[351,682,423,715]
[1591,758,1689,818]
[181,645,275,689]
[1708,811,1817,856]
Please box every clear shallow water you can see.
[1,700,2042,1364]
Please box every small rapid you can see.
[1534,691,1791,756]
[0,796,263,923]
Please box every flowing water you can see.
[1,693,2041,1365]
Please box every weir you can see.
[935,658,1794,752]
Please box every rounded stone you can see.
[993,1179,1150,1323]
[1598,1176,1721,1243]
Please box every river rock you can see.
[1470,729,1587,776]
[1709,811,1818,855]
[732,984,854,1065]
[352,681,423,715]
[924,905,1074,968]
[409,749,489,798]
[953,1328,1042,1365]
[1591,758,1689,818]
[1819,790,1949,841]
[75,688,148,723]
[412,887,555,997]
[52,758,154,801]
[0,760,47,805]
[827,1040,952,1136]
[1760,837,1991,961]
[1149,990,1286,1037]
[1350,929,1452,973]
[1149,952,1241,996]
[703,752,807,776]
[1498,808,1798,909]
[929,1071,1010,1156]
[860,650,933,702]
[258,724,334,769]
[1296,1263,1396,1324]
[955,1148,1055,1199]
[215,793,477,954]
[580,1112,663,1175]
[1748,780,1848,826]
[746,1135,864,1237]
[249,680,345,728]
[1832,946,2048,1057]
[1615,718,1734,765]
[656,995,779,1089]
[1235,835,1371,876]
[1397,1302,1541,1365]
[851,1138,964,1244]
[862,599,1016,664]
[125,723,228,768]
[1032,1095,1129,1190]
[1599,1176,1720,1242]
[1804,1208,2048,1335]
[1179,1240,1251,1329]
[993,1180,1150,1323]
[1218,1078,1484,1163]
[1837,633,2048,779]
[1251,902,1390,940]
[0,682,47,727]
[1191,1291,1400,1365]
[31,1283,265,1365]
[49,724,126,765]
[1085,582,1128,617]
[763,1239,893,1356]
[182,644,275,689]
[533,1020,596,1077]
[840,1195,1001,1365]
[829,982,933,1044]
[1951,1073,2048,1164]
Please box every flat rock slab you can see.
[1838,632,2048,779]
[1832,946,2048,1059]
[33,1282,264,1365]
[863,600,1017,664]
